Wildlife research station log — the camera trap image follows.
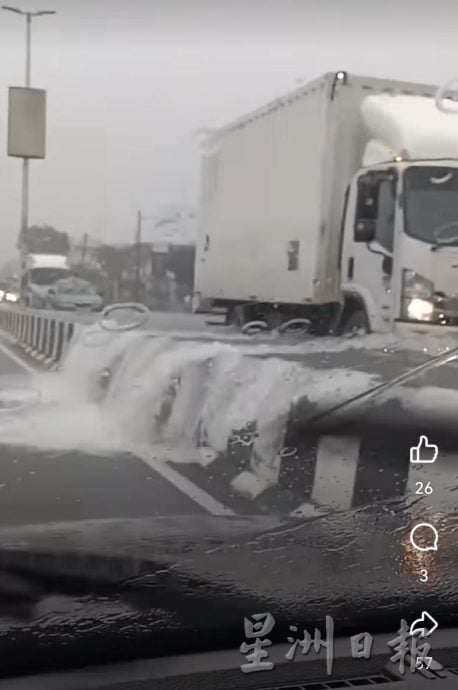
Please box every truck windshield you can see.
[404,165,458,245]
[29,268,71,286]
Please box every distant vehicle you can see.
[195,70,458,335]
[21,254,72,308]
[45,277,104,312]
[0,280,19,304]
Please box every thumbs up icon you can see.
[410,436,438,464]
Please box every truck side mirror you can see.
[353,169,397,244]
[354,219,376,243]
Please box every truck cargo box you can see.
[195,71,437,307]
[25,253,70,270]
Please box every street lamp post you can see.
[2,5,56,242]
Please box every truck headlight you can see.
[402,270,435,322]
[407,297,434,321]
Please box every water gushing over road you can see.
[0,325,379,466]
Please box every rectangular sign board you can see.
[8,87,46,159]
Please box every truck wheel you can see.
[341,309,369,335]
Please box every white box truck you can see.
[21,254,72,308]
[194,70,458,335]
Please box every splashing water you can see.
[0,323,379,469]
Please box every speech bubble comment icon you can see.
[409,523,439,552]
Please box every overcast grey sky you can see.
[0,0,457,259]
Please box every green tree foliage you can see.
[18,224,70,255]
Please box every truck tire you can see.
[341,309,370,335]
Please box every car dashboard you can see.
[0,627,457,690]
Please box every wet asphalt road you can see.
[0,346,207,527]
[0,444,208,527]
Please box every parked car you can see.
[45,277,104,312]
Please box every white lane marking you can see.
[311,435,361,510]
[136,451,236,516]
[0,342,36,375]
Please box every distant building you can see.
[150,205,198,247]
[144,205,198,310]
[63,207,198,310]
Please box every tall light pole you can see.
[2,5,55,242]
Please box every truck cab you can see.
[342,161,458,334]
[329,87,458,336]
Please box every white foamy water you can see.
[0,322,381,480]
[134,311,458,359]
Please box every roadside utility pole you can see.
[2,5,56,243]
